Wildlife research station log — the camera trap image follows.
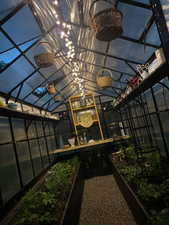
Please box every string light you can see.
[53,0,58,6]
[50,1,86,96]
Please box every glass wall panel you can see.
[16,142,33,185]
[150,114,166,157]
[160,111,169,155]
[12,118,26,141]
[39,138,49,168]
[0,144,20,203]
[36,121,43,137]
[0,117,11,144]
[29,140,42,175]
[27,121,37,139]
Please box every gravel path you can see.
[79,174,137,225]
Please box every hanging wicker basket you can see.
[47,84,56,94]
[96,69,113,88]
[34,42,55,68]
[89,0,123,41]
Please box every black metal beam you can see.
[0,34,41,54]
[151,87,169,158]
[0,1,27,26]
[78,46,141,64]
[22,64,66,101]
[40,78,73,108]
[139,15,154,42]
[0,38,40,74]
[8,67,40,97]
[66,21,159,48]
[50,89,77,112]
[150,0,169,64]
[118,0,151,9]
[76,58,134,77]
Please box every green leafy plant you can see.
[119,165,141,184]
[137,179,161,202]
[11,157,79,225]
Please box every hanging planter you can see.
[34,41,55,68]
[96,68,113,88]
[89,0,123,41]
[47,83,57,94]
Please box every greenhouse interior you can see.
[1,0,169,224]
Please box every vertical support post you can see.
[139,96,154,145]
[34,121,44,168]
[119,109,126,135]
[99,96,110,138]
[127,105,138,146]
[8,117,23,188]
[151,88,169,158]
[42,120,51,163]
[24,119,35,177]
[150,0,169,63]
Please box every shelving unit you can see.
[69,93,104,145]
[114,63,169,109]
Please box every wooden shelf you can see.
[0,106,58,122]
[75,119,98,126]
[115,63,169,109]
[69,93,104,144]
[72,104,95,111]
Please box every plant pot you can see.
[8,102,17,110]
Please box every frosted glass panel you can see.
[16,142,33,185]
[29,140,42,175]
[0,117,11,144]
[0,144,20,203]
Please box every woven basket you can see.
[47,84,56,94]
[89,0,123,41]
[34,52,55,68]
[96,69,113,88]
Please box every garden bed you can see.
[2,157,80,225]
[111,144,169,225]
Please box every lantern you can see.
[34,41,55,68]
[89,0,123,41]
[96,69,113,88]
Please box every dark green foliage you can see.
[113,144,169,225]
[149,208,169,225]
[11,157,79,225]
[119,165,141,184]
[137,179,161,202]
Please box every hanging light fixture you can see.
[89,0,123,41]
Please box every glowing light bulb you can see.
[53,0,58,5]
[56,20,60,25]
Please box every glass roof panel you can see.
[0,56,34,93]
[108,39,155,63]
[2,6,41,44]
[19,38,40,51]
[118,3,152,39]
[0,0,23,20]
[0,32,14,53]
[0,48,20,64]
[146,23,161,46]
